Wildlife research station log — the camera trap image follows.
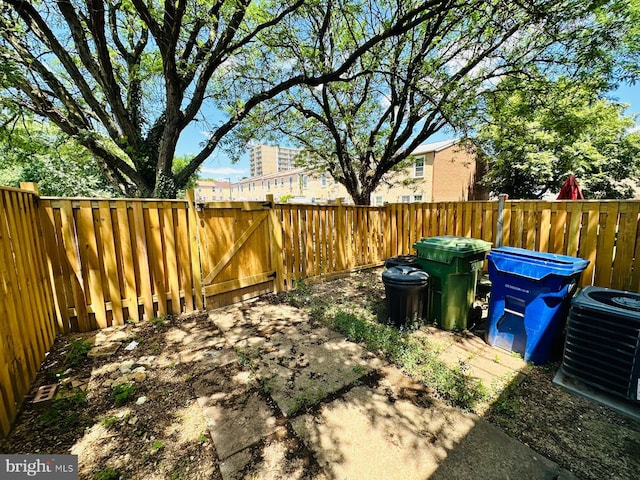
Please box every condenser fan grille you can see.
[561,287,640,402]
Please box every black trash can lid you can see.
[385,254,418,264]
[382,266,429,285]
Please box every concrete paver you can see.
[291,384,477,480]
[192,302,573,480]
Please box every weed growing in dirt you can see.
[100,415,120,428]
[235,347,259,371]
[95,467,120,480]
[288,279,317,308]
[65,338,92,366]
[260,375,276,395]
[151,315,167,328]
[329,309,489,410]
[111,382,136,406]
[151,439,164,452]
[36,390,87,428]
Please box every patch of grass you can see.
[287,279,314,308]
[150,315,167,328]
[65,338,93,366]
[95,467,120,480]
[329,310,489,410]
[260,375,275,394]
[151,439,164,452]
[111,382,136,406]
[100,415,120,428]
[290,386,326,415]
[36,390,87,428]
[198,431,209,443]
[352,365,367,376]
[235,347,259,371]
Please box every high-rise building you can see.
[249,144,303,177]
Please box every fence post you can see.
[186,189,204,310]
[20,182,40,194]
[266,194,285,293]
[496,194,508,248]
[336,198,347,271]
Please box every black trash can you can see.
[381,266,430,328]
[384,254,419,269]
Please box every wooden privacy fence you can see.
[2,183,640,437]
[39,194,203,333]
[278,199,640,293]
[0,185,57,437]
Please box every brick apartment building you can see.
[195,139,486,204]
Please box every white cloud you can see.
[200,166,248,176]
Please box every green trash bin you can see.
[413,236,492,330]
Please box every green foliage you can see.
[330,310,488,410]
[36,390,87,428]
[2,0,466,198]
[476,76,640,199]
[0,112,120,197]
[150,316,167,328]
[233,0,634,204]
[150,439,164,452]
[65,338,93,366]
[111,382,136,406]
[172,155,200,198]
[100,416,120,428]
[94,467,120,480]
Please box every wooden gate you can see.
[196,196,284,309]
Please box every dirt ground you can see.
[0,313,222,480]
[2,268,640,480]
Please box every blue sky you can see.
[177,83,640,181]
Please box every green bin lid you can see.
[413,236,492,257]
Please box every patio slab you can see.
[291,384,477,480]
[194,300,575,480]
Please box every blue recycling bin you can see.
[485,247,589,364]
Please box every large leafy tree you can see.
[475,76,640,199]
[0,0,444,198]
[234,0,626,205]
[0,108,121,196]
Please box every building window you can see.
[267,180,271,190]
[374,196,384,206]
[401,195,411,203]
[414,157,425,178]
[289,176,293,188]
[280,177,284,186]
[321,173,327,187]
[303,175,308,189]
[414,194,423,202]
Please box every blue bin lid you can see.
[382,266,430,285]
[487,247,589,280]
